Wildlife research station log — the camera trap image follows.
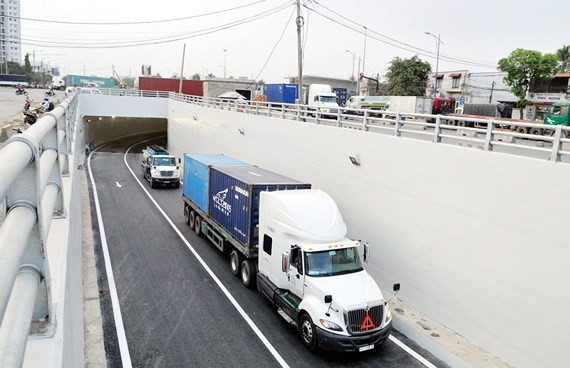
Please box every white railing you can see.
[168,92,570,163]
[0,94,78,367]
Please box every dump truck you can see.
[141,145,181,188]
[182,153,400,352]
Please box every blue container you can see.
[263,83,298,104]
[209,166,311,249]
[183,154,250,213]
[333,87,348,106]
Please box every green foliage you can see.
[7,61,25,75]
[384,56,431,96]
[24,54,33,81]
[556,44,570,73]
[191,73,201,80]
[498,48,558,109]
[122,76,135,88]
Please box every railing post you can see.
[550,125,562,162]
[296,104,300,121]
[484,120,495,151]
[363,110,369,131]
[433,115,442,143]
[394,113,402,136]
[336,108,342,127]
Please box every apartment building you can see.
[0,0,21,65]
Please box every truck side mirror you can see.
[393,283,400,291]
[178,158,181,164]
[324,295,332,303]
[281,252,289,272]
[363,243,370,262]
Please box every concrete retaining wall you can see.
[166,101,570,368]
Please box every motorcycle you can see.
[15,89,28,96]
[45,90,55,97]
[23,110,38,125]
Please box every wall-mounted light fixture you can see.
[349,155,360,166]
[238,128,245,135]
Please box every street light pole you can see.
[223,49,227,78]
[425,32,443,98]
[345,50,356,94]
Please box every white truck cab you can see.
[307,84,340,118]
[257,189,399,352]
[141,145,181,188]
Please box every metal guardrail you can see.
[169,92,570,163]
[0,94,77,367]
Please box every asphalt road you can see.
[88,133,450,368]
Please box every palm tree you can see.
[556,44,570,73]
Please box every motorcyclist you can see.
[43,97,50,113]
[24,97,31,111]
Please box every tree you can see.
[122,76,135,88]
[556,44,570,73]
[206,73,215,78]
[384,56,431,96]
[498,49,558,117]
[7,61,25,75]
[24,53,33,81]
[191,73,201,80]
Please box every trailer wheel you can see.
[516,126,529,135]
[230,250,243,277]
[530,128,542,135]
[241,259,257,288]
[299,313,317,351]
[189,211,196,231]
[194,216,202,236]
[184,205,191,225]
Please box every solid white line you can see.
[389,335,439,368]
[123,142,290,368]
[87,149,133,368]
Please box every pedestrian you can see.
[43,97,50,113]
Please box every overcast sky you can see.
[20,0,569,83]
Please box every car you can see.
[79,87,102,95]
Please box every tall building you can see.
[0,0,22,65]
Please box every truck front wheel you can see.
[241,259,257,288]
[299,314,317,351]
[230,250,243,277]
[150,178,156,188]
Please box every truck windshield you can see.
[548,105,567,116]
[154,157,176,166]
[319,96,337,103]
[305,248,363,277]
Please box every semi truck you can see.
[384,96,452,117]
[345,96,391,116]
[141,145,181,188]
[182,153,400,352]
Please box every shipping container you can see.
[65,74,116,88]
[208,166,311,249]
[182,154,250,213]
[263,83,298,104]
[333,87,348,106]
[138,76,203,96]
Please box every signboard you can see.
[459,95,465,105]
[528,93,570,104]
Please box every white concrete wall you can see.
[78,94,169,119]
[167,100,570,368]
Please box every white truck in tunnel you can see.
[256,189,400,352]
[141,145,181,188]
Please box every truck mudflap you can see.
[316,323,392,353]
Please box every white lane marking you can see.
[88,149,133,368]
[123,142,290,368]
[389,335,439,368]
[116,181,122,188]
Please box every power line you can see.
[306,1,496,69]
[9,2,293,49]
[13,0,269,25]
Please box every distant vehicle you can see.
[0,74,28,87]
[263,83,298,104]
[306,84,340,118]
[50,76,65,90]
[79,87,102,95]
[332,87,348,106]
[384,96,452,120]
[65,86,76,95]
[345,96,390,116]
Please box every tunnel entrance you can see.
[83,116,167,148]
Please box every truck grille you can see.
[346,305,383,334]
[160,170,174,176]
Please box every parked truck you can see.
[182,153,400,352]
[449,102,570,136]
[141,145,181,188]
[345,95,391,116]
[263,83,298,105]
[384,96,452,118]
[306,84,340,118]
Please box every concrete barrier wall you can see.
[166,101,570,368]
[78,95,168,119]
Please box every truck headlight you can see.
[174,169,180,177]
[322,108,330,113]
[385,306,392,323]
[151,169,159,176]
[319,319,342,331]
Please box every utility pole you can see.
[489,81,495,103]
[361,26,367,95]
[296,0,304,104]
[223,49,227,78]
[356,56,361,95]
[179,43,186,94]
